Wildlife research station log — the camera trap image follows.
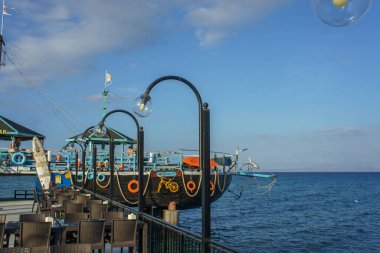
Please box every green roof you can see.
[66,126,136,145]
[0,115,45,141]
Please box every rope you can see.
[181,168,202,198]
[115,170,151,205]
[96,175,111,189]
[254,175,277,195]
[210,170,217,197]
[3,48,84,133]
[216,166,228,192]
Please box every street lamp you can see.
[311,0,372,27]
[75,126,95,189]
[92,109,145,213]
[61,141,83,186]
[92,109,145,253]
[133,75,211,253]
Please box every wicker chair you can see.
[0,223,4,248]
[74,195,90,205]
[0,215,5,223]
[110,219,137,253]
[20,222,51,253]
[19,213,46,222]
[78,220,105,253]
[85,199,102,208]
[63,201,84,214]
[50,243,92,253]
[63,213,89,224]
[89,204,108,219]
[102,211,124,221]
[0,248,31,253]
[56,194,71,205]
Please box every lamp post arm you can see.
[144,75,203,107]
[100,109,140,130]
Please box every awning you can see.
[66,126,136,145]
[0,115,45,141]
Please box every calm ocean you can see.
[1,173,379,252]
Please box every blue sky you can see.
[1,0,379,172]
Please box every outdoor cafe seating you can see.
[1,187,141,253]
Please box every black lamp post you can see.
[93,109,145,214]
[61,142,83,186]
[93,109,145,252]
[133,75,211,253]
[76,126,95,189]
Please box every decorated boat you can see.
[53,144,239,210]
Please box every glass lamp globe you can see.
[92,125,107,138]
[76,136,85,145]
[133,96,152,117]
[311,0,372,27]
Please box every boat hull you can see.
[75,169,232,210]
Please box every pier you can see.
[0,186,239,252]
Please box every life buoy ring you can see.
[210,181,215,191]
[77,173,83,183]
[119,163,124,170]
[11,152,26,165]
[88,172,94,180]
[97,173,105,182]
[97,162,102,168]
[128,180,139,194]
[186,180,196,192]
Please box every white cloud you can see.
[0,0,294,89]
[1,0,160,88]
[317,126,369,140]
[186,0,293,46]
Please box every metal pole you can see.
[0,35,4,66]
[82,147,86,189]
[109,139,115,200]
[138,126,145,212]
[92,145,97,193]
[201,103,211,253]
[137,126,145,253]
[75,151,79,185]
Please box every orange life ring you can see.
[210,181,215,191]
[128,180,139,194]
[97,162,102,167]
[56,155,61,161]
[186,180,196,192]
[119,164,124,170]
[77,162,82,168]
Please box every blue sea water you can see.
[1,173,379,252]
[181,173,380,252]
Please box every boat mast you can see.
[0,0,5,66]
[102,70,112,116]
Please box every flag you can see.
[2,6,11,15]
[105,71,112,84]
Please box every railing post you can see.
[109,140,115,200]
[81,148,86,189]
[201,104,211,253]
[137,126,145,253]
[75,151,79,185]
[92,145,97,193]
